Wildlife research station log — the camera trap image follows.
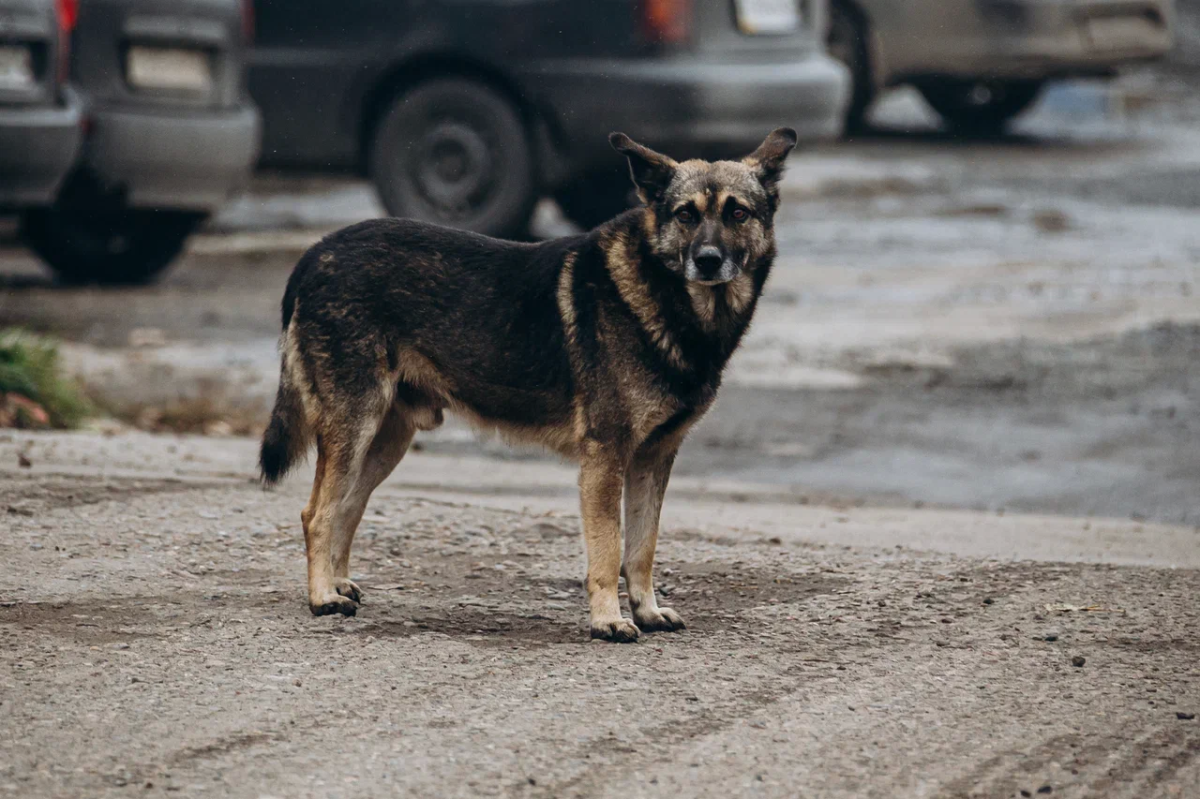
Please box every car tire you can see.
[554,168,637,231]
[918,79,1045,136]
[826,1,873,134]
[21,208,203,285]
[368,78,536,240]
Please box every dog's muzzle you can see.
[686,245,739,285]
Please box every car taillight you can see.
[241,0,254,44]
[640,0,691,45]
[55,0,78,85]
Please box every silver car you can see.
[20,0,261,284]
[0,0,83,210]
[826,0,1175,133]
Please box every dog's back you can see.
[262,218,587,484]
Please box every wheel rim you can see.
[411,119,495,217]
[385,105,509,226]
[943,81,1026,112]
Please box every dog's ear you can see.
[743,127,798,197]
[610,132,677,204]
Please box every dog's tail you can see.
[259,335,311,487]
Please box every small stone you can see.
[767,536,783,545]
[1043,634,1058,642]
[203,420,233,437]
[982,598,993,605]
[1071,656,1086,668]
[17,453,32,468]
[1177,712,1195,720]
[1037,787,1053,794]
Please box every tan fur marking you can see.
[605,232,687,370]
[726,273,755,315]
[283,326,322,431]
[715,190,749,212]
[451,404,580,459]
[394,347,453,398]
[557,252,577,338]
[687,283,717,329]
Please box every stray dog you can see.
[259,128,797,642]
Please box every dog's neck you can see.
[599,212,772,380]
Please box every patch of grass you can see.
[0,329,94,428]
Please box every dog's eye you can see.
[675,208,695,224]
[731,207,749,223]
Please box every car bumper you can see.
[524,51,849,171]
[83,104,261,212]
[881,0,1174,83]
[0,89,83,209]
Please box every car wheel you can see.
[554,168,637,231]
[918,79,1045,136]
[21,208,203,285]
[369,78,536,239]
[826,1,873,134]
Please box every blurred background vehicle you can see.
[826,0,1176,133]
[247,0,849,237]
[0,0,83,213]
[19,0,260,284]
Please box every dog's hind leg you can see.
[329,402,416,601]
[303,396,396,617]
[622,442,685,633]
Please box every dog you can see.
[259,127,797,642]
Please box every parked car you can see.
[248,0,848,236]
[0,0,83,213]
[20,0,261,284]
[826,0,1175,134]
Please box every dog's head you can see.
[609,128,797,285]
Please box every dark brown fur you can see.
[260,129,797,641]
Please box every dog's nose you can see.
[694,246,723,277]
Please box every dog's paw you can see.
[309,594,358,617]
[334,578,363,604]
[590,618,641,643]
[635,606,686,633]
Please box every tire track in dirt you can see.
[2,473,232,514]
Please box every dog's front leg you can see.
[623,444,685,632]
[579,449,639,642]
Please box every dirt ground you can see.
[2,432,1198,798]
[1,91,1199,797]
